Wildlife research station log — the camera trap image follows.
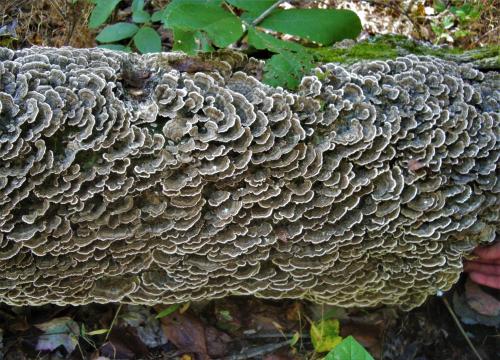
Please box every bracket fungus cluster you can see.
[0,47,498,309]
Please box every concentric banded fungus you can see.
[0,47,498,310]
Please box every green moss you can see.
[311,35,499,68]
[312,41,399,64]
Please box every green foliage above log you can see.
[89,0,362,89]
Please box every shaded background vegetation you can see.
[1,1,498,51]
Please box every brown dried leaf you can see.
[100,326,149,360]
[205,326,231,358]
[285,302,303,322]
[340,322,382,358]
[465,277,500,317]
[159,311,208,358]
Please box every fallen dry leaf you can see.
[246,299,292,333]
[340,322,382,358]
[205,325,231,358]
[465,277,500,317]
[285,302,303,322]
[34,317,79,354]
[159,311,209,359]
[100,326,149,360]
[120,305,167,348]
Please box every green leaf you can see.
[247,26,305,53]
[132,0,151,23]
[260,9,362,45]
[155,303,181,319]
[196,31,214,52]
[151,9,165,22]
[85,328,110,336]
[434,1,447,13]
[89,0,121,29]
[165,1,243,47]
[173,28,197,55]
[98,44,132,52]
[133,26,162,53]
[324,336,375,360]
[232,0,281,25]
[247,28,315,90]
[289,331,300,346]
[263,51,314,90]
[226,0,277,12]
[443,15,455,29]
[310,318,343,353]
[96,22,139,43]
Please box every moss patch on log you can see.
[313,35,499,69]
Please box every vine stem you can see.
[441,297,483,360]
[105,303,122,341]
[252,0,287,26]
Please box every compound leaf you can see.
[98,44,131,52]
[89,0,121,29]
[165,1,243,47]
[226,0,276,12]
[151,9,165,22]
[96,22,139,43]
[247,26,304,53]
[260,8,362,45]
[133,26,162,53]
[263,51,314,89]
[172,28,197,55]
[195,31,214,52]
[132,0,151,23]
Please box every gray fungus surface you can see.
[0,47,498,309]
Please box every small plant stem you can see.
[76,341,85,360]
[441,297,483,360]
[219,340,290,360]
[105,303,122,341]
[252,0,286,26]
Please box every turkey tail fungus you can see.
[0,47,498,309]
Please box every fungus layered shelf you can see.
[0,47,498,309]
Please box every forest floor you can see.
[0,1,499,359]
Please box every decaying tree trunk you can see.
[0,44,498,309]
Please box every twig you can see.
[477,25,499,42]
[105,303,122,341]
[252,0,286,26]
[244,332,310,339]
[441,297,483,360]
[223,1,237,16]
[219,340,290,360]
[47,0,66,22]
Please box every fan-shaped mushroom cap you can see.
[0,48,498,309]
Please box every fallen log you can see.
[0,44,498,309]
